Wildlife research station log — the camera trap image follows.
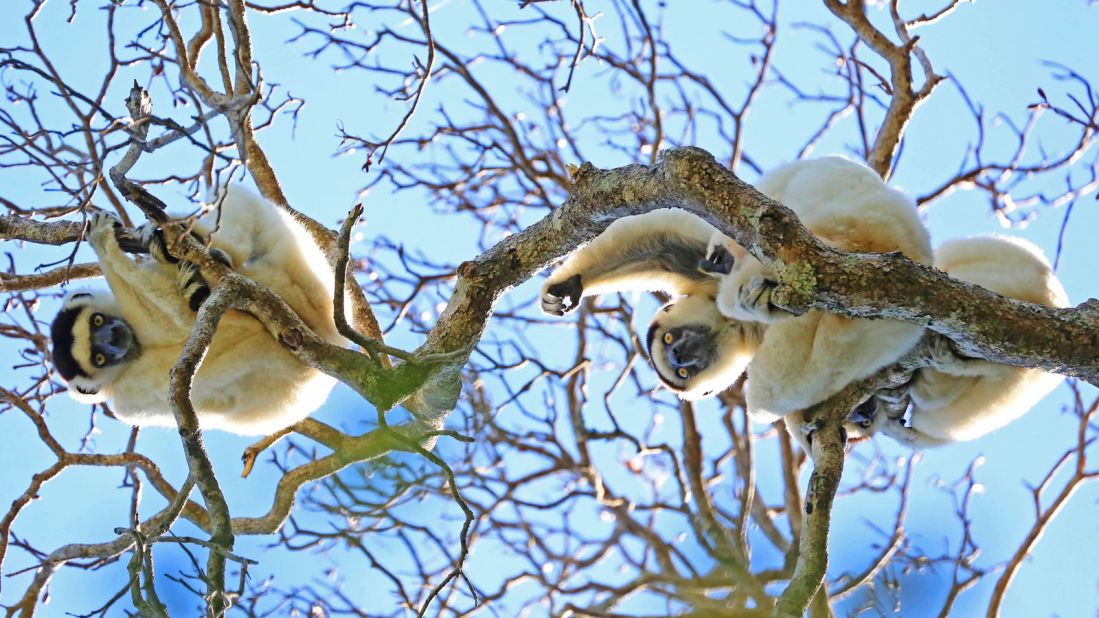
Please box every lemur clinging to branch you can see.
[50,187,349,435]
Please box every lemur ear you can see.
[63,292,93,306]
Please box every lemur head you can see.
[50,291,141,403]
[843,396,890,443]
[645,295,763,400]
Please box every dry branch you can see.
[824,0,944,179]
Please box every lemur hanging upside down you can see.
[50,187,348,435]
[541,157,932,423]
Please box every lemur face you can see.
[645,295,757,400]
[50,291,141,401]
[648,320,716,392]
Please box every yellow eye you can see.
[92,314,104,327]
[94,353,107,367]
[663,332,674,345]
[677,368,689,378]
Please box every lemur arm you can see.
[86,213,195,338]
[541,209,721,315]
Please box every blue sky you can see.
[1,0,1097,615]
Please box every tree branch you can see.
[435,147,1099,387]
[824,0,945,179]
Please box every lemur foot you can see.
[541,274,583,316]
[137,222,179,264]
[699,244,734,275]
[87,211,123,248]
[176,250,232,312]
[177,262,211,312]
[801,419,817,448]
[737,275,784,321]
[795,413,850,450]
[879,417,923,447]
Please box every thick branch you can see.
[773,404,845,618]
[432,147,1099,386]
[167,287,236,615]
[0,215,147,253]
[0,263,100,291]
[775,340,933,615]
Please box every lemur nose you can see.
[108,323,128,348]
[669,341,684,359]
[669,342,696,367]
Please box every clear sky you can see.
[0,0,1097,615]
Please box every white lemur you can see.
[875,235,1070,447]
[541,156,932,410]
[705,156,933,424]
[49,187,347,435]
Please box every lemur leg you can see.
[138,221,233,311]
[174,249,233,312]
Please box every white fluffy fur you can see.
[58,187,347,435]
[713,157,934,422]
[885,236,1069,446]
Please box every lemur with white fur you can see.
[49,188,347,435]
[541,157,933,427]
